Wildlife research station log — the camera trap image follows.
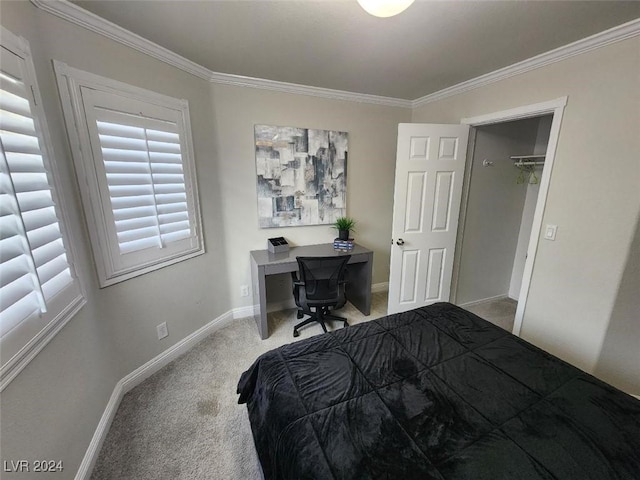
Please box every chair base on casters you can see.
[293,307,348,337]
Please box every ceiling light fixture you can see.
[357,0,415,18]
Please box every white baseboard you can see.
[75,308,237,480]
[232,299,298,316]
[267,299,296,313]
[263,283,388,315]
[76,281,390,479]
[458,294,509,308]
[232,305,255,319]
[120,312,235,393]
[74,380,125,480]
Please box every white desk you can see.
[250,243,374,339]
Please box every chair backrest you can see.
[296,255,351,302]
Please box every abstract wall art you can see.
[254,125,348,228]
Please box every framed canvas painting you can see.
[255,125,348,228]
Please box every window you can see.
[0,27,84,389]
[54,62,204,287]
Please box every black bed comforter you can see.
[237,303,640,479]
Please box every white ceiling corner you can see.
[412,17,640,108]
[30,0,640,109]
[29,0,412,108]
[30,0,212,80]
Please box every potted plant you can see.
[333,217,356,241]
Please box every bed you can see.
[237,302,640,479]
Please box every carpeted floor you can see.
[90,293,515,479]
[462,297,517,332]
[90,293,389,480]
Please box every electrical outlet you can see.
[240,285,249,297]
[156,322,168,340]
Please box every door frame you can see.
[453,97,568,336]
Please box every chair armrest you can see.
[291,271,306,286]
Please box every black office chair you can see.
[290,255,351,337]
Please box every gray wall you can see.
[210,83,409,306]
[0,3,227,478]
[509,115,552,299]
[0,3,410,478]
[1,3,639,479]
[412,35,640,383]
[456,118,540,305]
[594,214,640,395]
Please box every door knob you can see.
[396,238,405,246]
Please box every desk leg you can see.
[251,261,268,339]
[346,252,373,316]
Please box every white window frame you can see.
[0,27,85,391]
[54,61,204,287]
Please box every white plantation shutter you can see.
[54,64,203,286]
[0,52,72,329]
[0,88,46,331]
[94,109,191,254]
[1,30,84,389]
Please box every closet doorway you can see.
[452,98,567,335]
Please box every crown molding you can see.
[412,17,640,108]
[208,71,413,108]
[29,0,412,108]
[30,0,212,81]
[31,1,639,109]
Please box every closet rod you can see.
[513,161,545,167]
[510,154,545,160]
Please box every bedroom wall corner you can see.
[411,35,640,376]
[0,3,121,477]
[594,213,640,396]
[0,1,232,477]
[208,82,411,308]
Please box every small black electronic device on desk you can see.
[267,237,289,254]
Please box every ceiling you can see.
[72,1,640,100]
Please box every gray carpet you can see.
[463,297,517,332]
[90,293,389,479]
[90,294,515,479]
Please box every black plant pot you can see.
[338,229,349,241]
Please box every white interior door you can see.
[388,123,469,314]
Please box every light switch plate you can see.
[544,224,557,241]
